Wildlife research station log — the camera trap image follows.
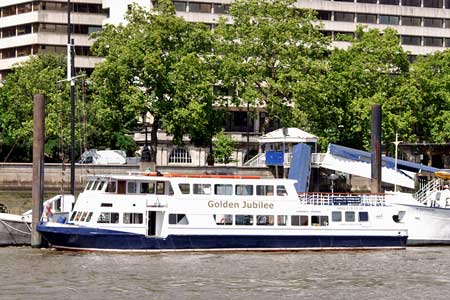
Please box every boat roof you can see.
[86,173,297,184]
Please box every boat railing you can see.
[415,178,441,204]
[298,192,386,206]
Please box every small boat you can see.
[0,195,74,246]
[386,171,450,245]
[37,173,407,252]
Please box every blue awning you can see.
[328,144,438,173]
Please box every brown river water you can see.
[2,246,450,300]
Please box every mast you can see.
[67,0,76,195]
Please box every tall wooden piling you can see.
[371,104,382,193]
[31,94,45,248]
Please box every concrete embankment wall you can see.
[0,163,273,190]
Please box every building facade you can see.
[0,0,107,80]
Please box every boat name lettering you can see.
[207,200,274,209]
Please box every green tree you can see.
[91,1,221,161]
[213,129,237,164]
[321,27,415,151]
[0,54,75,162]
[410,50,450,143]
[214,0,330,132]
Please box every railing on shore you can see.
[298,192,386,206]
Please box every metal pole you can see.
[393,133,402,192]
[31,94,45,248]
[67,0,76,195]
[371,104,382,193]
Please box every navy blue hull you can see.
[37,223,407,251]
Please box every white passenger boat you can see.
[0,195,74,246]
[37,173,408,252]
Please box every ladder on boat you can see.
[415,178,441,204]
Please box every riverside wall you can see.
[0,163,273,191]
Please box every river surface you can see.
[2,246,450,300]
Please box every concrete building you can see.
[0,0,107,80]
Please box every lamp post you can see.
[393,133,402,192]
[141,113,151,162]
[67,0,76,196]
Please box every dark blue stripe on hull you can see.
[37,224,407,251]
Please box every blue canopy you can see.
[328,144,438,173]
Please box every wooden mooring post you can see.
[31,94,45,248]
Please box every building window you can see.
[424,18,443,28]
[173,1,186,12]
[169,148,192,164]
[17,24,32,36]
[379,15,399,25]
[189,2,212,13]
[334,12,354,22]
[423,0,443,7]
[401,35,421,45]
[379,0,400,4]
[1,48,16,59]
[213,4,230,14]
[402,16,421,26]
[357,0,377,3]
[1,27,16,38]
[356,13,377,24]
[423,37,443,46]
[402,0,421,6]
[2,6,17,17]
[317,11,332,20]
[445,38,450,47]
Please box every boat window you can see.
[312,215,329,226]
[98,181,106,191]
[117,180,126,194]
[215,184,232,195]
[80,212,88,222]
[169,183,174,195]
[277,185,288,196]
[256,215,274,226]
[345,211,355,222]
[97,212,119,224]
[291,215,308,226]
[92,181,100,191]
[106,181,117,193]
[85,181,94,191]
[70,211,77,221]
[156,181,166,195]
[179,183,190,194]
[214,214,233,225]
[127,181,137,194]
[74,211,82,221]
[256,185,274,196]
[100,203,113,207]
[358,211,369,222]
[277,215,288,226]
[235,215,253,225]
[332,211,342,222]
[123,213,143,224]
[193,183,211,195]
[169,214,189,225]
[235,184,253,196]
[140,182,155,194]
[86,212,93,222]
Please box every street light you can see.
[329,173,339,194]
[141,113,151,162]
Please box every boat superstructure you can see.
[37,173,407,252]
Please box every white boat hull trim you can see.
[38,174,408,252]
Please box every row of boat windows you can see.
[70,211,144,224]
[170,211,369,226]
[85,180,288,196]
